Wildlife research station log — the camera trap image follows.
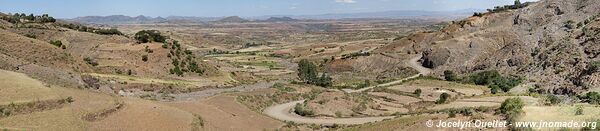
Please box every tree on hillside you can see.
[297,59,318,83]
[436,93,450,104]
[514,0,521,6]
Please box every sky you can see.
[0,0,537,18]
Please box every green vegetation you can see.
[544,95,561,105]
[486,0,531,13]
[586,61,600,75]
[435,93,450,104]
[271,83,296,92]
[581,92,600,105]
[443,70,459,81]
[49,40,66,49]
[24,33,36,39]
[440,70,522,93]
[167,40,204,76]
[413,89,422,97]
[297,59,332,87]
[135,30,167,43]
[498,98,524,123]
[341,51,370,59]
[58,23,123,35]
[575,106,584,115]
[468,70,522,93]
[191,114,204,131]
[294,103,314,116]
[0,13,56,24]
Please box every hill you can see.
[215,16,249,23]
[379,0,600,93]
[69,15,168,24]
[262,17,299,22]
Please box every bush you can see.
[468,70,521,93]
[545,95,561,105]
[49,40,63,48]
[575,106,584,115]
[587,61,600,74]
[490,85,500,94]
[498,98,524,123]
[294,103,314,116]
[444,70,459,81]
[57,23,122,35]
[135,30,166,43]
[582,92,600,105]
[414,89,422,97]
[141,55,148,62]
[436,93,450,104]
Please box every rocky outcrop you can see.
[384,0,600,91]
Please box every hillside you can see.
[380,0,600,93]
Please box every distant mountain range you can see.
[67,9,483,24]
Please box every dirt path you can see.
[263,100,395,125]
[263,54,430,125]
[342,54,431,93]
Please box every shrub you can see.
[294,103,314,116]
[545,95,561,105]
[468,70,521,93]
[141,55,148,62]
[436,93,450,104]
[587,61,600,74]
[49,40,63,48]
[65,96,74,103]
[297,59,318,83]
[575,106,584,115]
[444,70,459,81]
[414,89,422,97]
[582,92,600,105]
[490,85,500,94]
[498,98,524,123]
[57,23,122,35]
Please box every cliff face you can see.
[385,0,600,92]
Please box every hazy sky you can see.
[0,0,537,18]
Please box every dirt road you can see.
[263,54,430,125]
[263,100,395,125]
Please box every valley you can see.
[1,0,600,130]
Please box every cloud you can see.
[335,0,356,4]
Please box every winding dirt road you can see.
[263,55,431,125]
[264,100,395,125]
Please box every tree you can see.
[444,70,459,81]
[315,73,333,87]
[514,0,521,6]
[134,30,166,43]
[297,59,318,83]
[436,93,450,104]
